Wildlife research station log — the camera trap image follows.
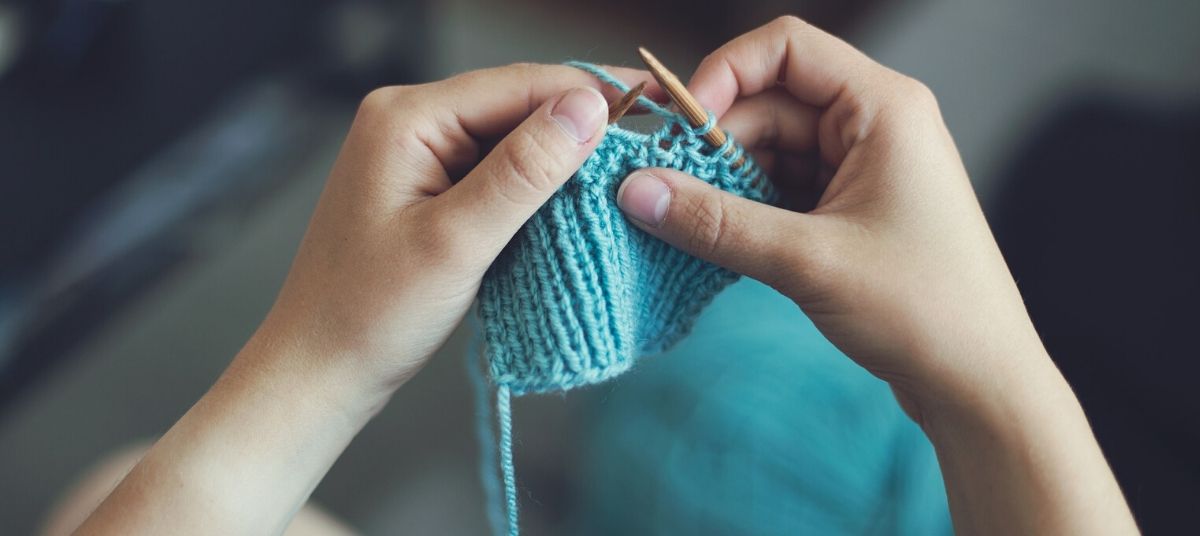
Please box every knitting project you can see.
[473,62,775,536]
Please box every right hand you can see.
[616,17,1049,423]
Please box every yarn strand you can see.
[497,385,519,536]
[565,60,674,120]
[467,328,504,535]
[473,62,775,536]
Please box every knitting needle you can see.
[607,81,647,124]
[638,47,744,168]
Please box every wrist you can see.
[86,322,403,534]
[903,345,1135,535]
[238,319,402,423]
[907,343,1078,448]
[894,313,1056,427]
[889,314,1052,422]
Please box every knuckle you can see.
[356,85,421,125]
[683,193,731,258]
[872,74,942,132]
[357,86,395,119]
[772,14,809,33]
[353,85,428,157]
[897,75,939,111]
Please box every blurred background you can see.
[0,0,1197,533]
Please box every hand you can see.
[616,17,1042,419]
[77,64,662,535]
[617,17,1137,535]
[257,64,656,393]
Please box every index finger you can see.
[687,16,882,116]
[370,63,664,192]
[426,63,665,141]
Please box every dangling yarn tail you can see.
[468,319,520,536]
[467,331,504,535]
[496,385,519,536]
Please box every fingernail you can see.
[552,87,606,143]
[617,172,671,227]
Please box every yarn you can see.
[472,61,775,535]
[465,327,504,535]
[573,279,952,535]
[478,62,774,396]
[495,386,519,536]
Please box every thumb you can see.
[616,168,819,287]
[436,86,608,253]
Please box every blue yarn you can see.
[465,327,503,536]
[574,279,952,535]
[496,386,519,536]
[472,62,775,535]
[469,61,952,535]
[478,63,774,395]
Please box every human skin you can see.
[616,16,1139,536]
[73,63,657,535]
[73,17,1137,536]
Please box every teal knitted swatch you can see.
[473,62,775,536]
[479,63,774,395]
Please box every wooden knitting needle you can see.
[638,47,744,168]
[607,81,646,124]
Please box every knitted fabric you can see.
[478,62,774,395]
[473,62,775,536]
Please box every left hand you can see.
[78,64,660,535]
[256,64,657,393]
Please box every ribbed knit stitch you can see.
[473,62,775,535]
[479,62,774,395]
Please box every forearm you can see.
[76,326,392,535]
[72,64,617,536]
[921,345,1138,535]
